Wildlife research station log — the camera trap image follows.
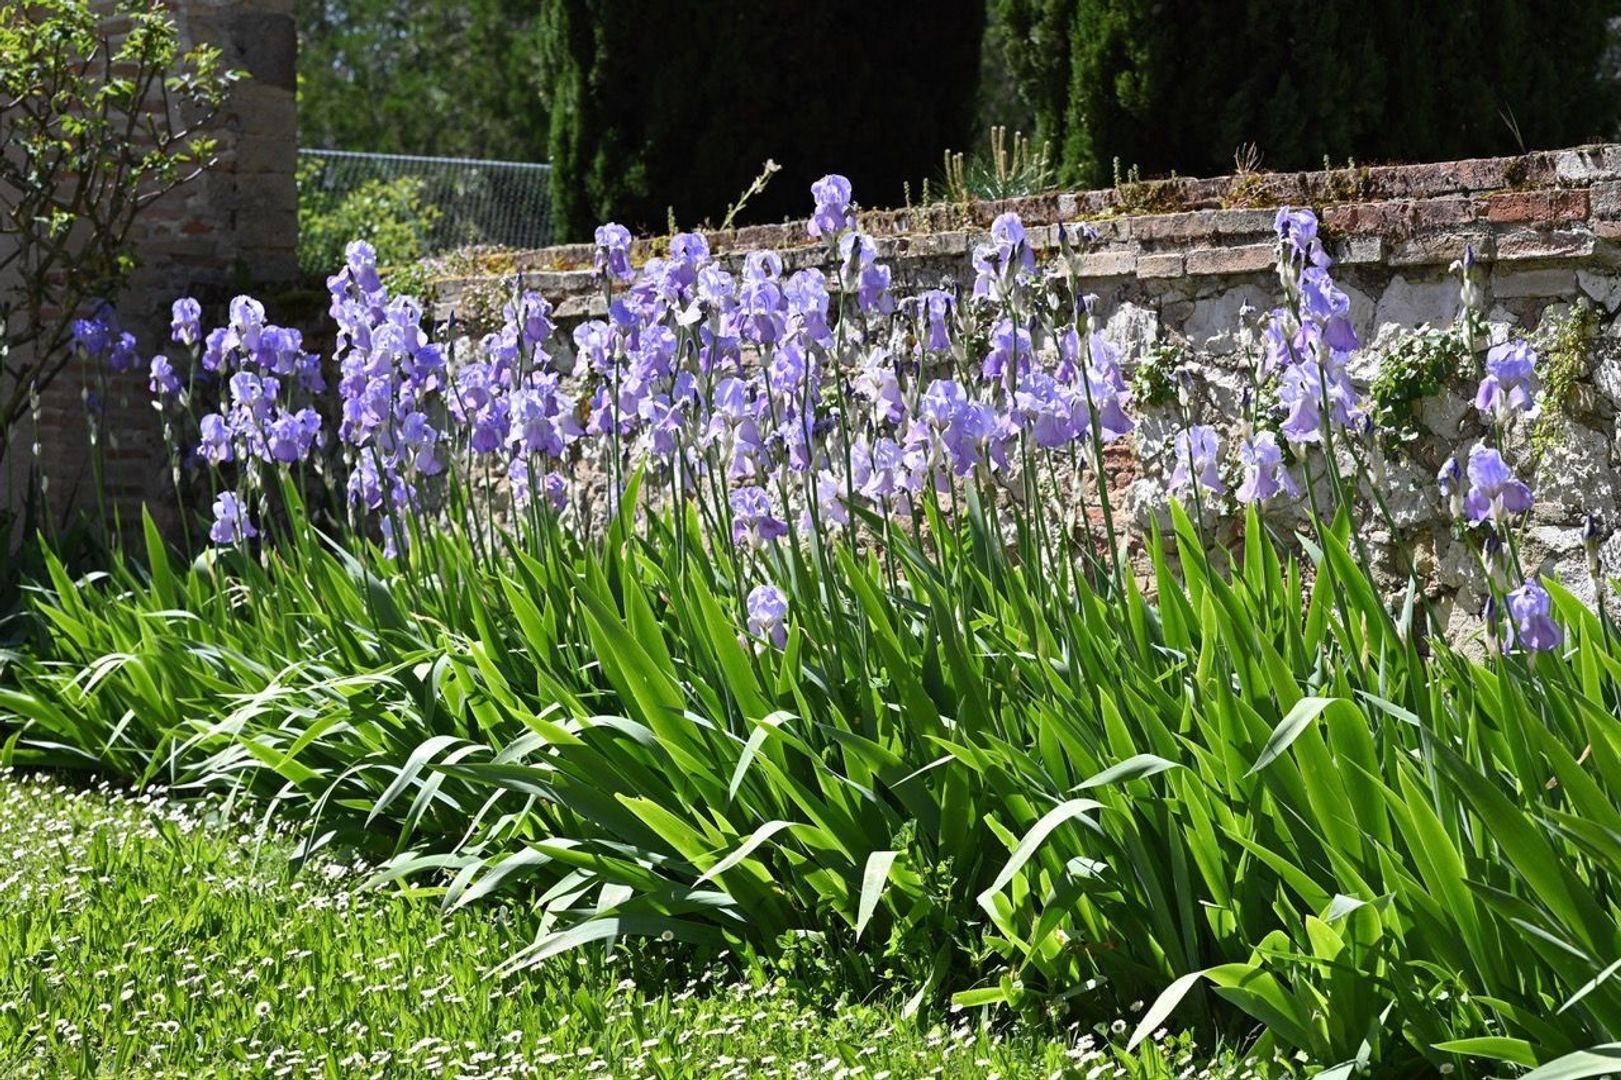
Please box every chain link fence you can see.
[299,149,554,254]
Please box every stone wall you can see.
[2,0,298,541]
[434,146,1621,635]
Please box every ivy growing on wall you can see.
[1367,326,1471,448]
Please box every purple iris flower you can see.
[470,397,511,454]
[265,408,323,465]
[857,436,919,504]
[918,290,954,351]
[855,259,893,314]
[1476,339,1539,424]
[939,402,997,476]
[1299,266,1359,352]
[395,410,441,475]
[106,331,140,373]
[671,231,710,264]
[507,291,555,353]
[171,298,202,347]
[983,319,1032,382]
[594,223,635,281]
[543,471,567,513]
[1464,445,1534,525]
[837,233,894,314]
[766,340,813,398]
[738,278,787,345]
[201,327,231,374]
[1438,456,1466,519]
[1506,579,1562,653]
[208,491,257,546]
[808,174,854,239]
[344,240,384,295]
[746,584,789,648]
[1277,363,1324,444]
[1260,309,1300,377]
[1322,315,1360,354]
[1170,425,1224,496]
[710,376,752,426]
[855,355,907,426]
[972,212,1036,300]
[744,250,783,283]
[348,453,384,510]
[226,295,266,354]
[636,394,688,458]
[198,412,234,464]
[1083,334,1134,443]
[229,371,276,416]
[990,212,1032,265]
[1236,431,1297,503]
[1275,207,1327,267]
[508,376,580,460]
[730,486,788,549]
[696,265,738,314]
[919,379,968,427]
[380,516,407,560]
[1277,346,1361,444]
[809,468,851,530]
[70,305,114,360]
[1014,372,1085,448]
[149,355,181,399]
[255,325,303,376]
[508,456,532,508]
[573,321,614,374]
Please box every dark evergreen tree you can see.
[992,0,1619,186]
[539,1,986,240]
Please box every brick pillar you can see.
[2,0,299,543]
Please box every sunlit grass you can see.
[0,770,1268,1078]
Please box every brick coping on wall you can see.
[430,144,1621,322]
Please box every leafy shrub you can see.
[297,157,444,280]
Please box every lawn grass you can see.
[0,770,1270,1079]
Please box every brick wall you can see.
[432,145,1621,322]
[2,0,298,542]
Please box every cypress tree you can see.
[539,2,986,240]
[993,0,1619,185]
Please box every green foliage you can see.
[296,0,550,162]
[1368,325,1471,445]
[3,772,1213,1077]
[989,0,1619,187]
[1130,340,1184,408]
[296,157,444,281]
[1529,299,1600,461]
[0,0,239,467]
[538,1,986,238]
[5,486,1621,1074]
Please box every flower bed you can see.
[4,176,1621,1075]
